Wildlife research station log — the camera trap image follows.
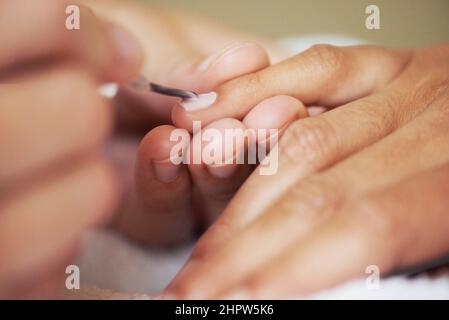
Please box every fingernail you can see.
[152,159,180,183]
[197,42,253,72]
[109,25,142,66]
[180,92,217,112]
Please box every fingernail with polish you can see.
[152,159,180,183]
[180,92,217,112]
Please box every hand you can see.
[87,0,299,246]
[165,43,449,298]
[0,0,141,298]
[85,0,290,132]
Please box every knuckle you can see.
[347,198,399,242]
[279,118,336,171]
[244,71,266,92]
[304,44,346,80]
[222,72,267,116]
[287,175,345,219]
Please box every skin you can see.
[6,0,448,300]
[164,44,449,298]
[85,0,299,246]
[0,0,142,298]
[0,0,292,297]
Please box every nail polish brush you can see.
[98,77,217,111]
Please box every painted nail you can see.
[109,25,142,66]
[180,92,217,112]
[152,159,180,183]
[197,42,253,72]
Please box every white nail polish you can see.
[180,92,217,112]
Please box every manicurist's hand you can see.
[86,0,290,132]
[165,44,449,298]
[0,0,142,298]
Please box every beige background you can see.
[143,0,449,47]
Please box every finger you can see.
[172,45,412,130]
[0,0,141,81]
[114,125,195,247]
[0,159,118,296]
[320,99,449,196]
[181,80,426,261]
[88,0,271,129]
[187,96,306,227]
[187,118,253,227]
[170,42,270,128]
[0,66,112,186]
[149,6,290,63]
[168,157,449,299]
[242,95,308,150]
[165,175,335,298]
[235,163,449,299]
[170,97,449,298]
[117,41,269,132]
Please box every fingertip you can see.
[171,43,271,131]
[189,118,246,179]
[138,125,188,161]
[171,103,198,132]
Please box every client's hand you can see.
[166,44,449,298]
[0,0,141,298]
[87,0,299,246]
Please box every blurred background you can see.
[143,0,449,47]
